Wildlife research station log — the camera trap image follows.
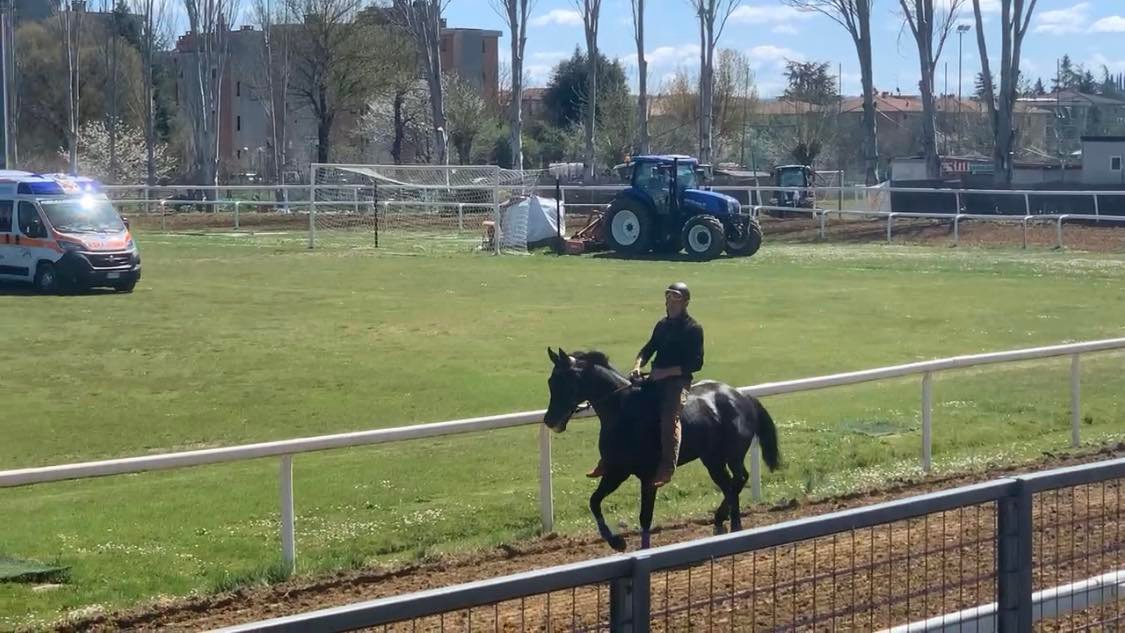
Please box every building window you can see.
[237,149,242,160]
[236,81,241,97]
[236,116,241,131]
[482,40,486,53]
[1113,156,1122,172]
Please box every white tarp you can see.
[501,195,565,248]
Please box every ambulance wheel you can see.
[34,262,61,294]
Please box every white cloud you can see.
[729,4,815,25]
[524,51,571,86]
[746,44,803,72]
[530,9,582,28]
[772,24,798,35]
[1034,2,1090,35]
[1091,16,1125,33]
[647,44,702,68]
[1089,53,1125,74]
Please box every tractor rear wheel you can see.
[725,218,763,257]
[681,215,726,261]
[605,201,654,255]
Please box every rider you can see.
[587,282,704,487]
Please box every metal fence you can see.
[212,456,1123,632]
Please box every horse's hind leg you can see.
[590,470,630,552]
[703,460,736,535]
[639,482,657,549]
[727,459,750,531]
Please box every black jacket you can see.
[638,313,704,380]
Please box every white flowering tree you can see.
[65,120,177,184]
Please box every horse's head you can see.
[549,345,614,431]
[543,347,583,432]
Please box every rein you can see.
[571,372,647,417]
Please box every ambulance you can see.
[0,171,141,293]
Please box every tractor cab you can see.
[772,164,815,209]
[628,155,701,216]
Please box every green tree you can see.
[543,48,628,129]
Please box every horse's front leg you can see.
[639,481,657,549]
[590,470,630,552]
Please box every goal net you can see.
[310,164,553,254]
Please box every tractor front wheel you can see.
[605,202,654,255]
[681,215,726,261]
[725,218,763,257]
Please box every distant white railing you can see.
[1,338,1122,571]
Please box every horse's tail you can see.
[754,400,782,472]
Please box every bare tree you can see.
[971,0,1038,184]
[490,0,536,170]
[286,0,381,164]
[783,0,878,184]
[392,0,450,165]
[685,0,740,166]
[182,0,240,190]
[251,0,291,206]
[899,0,963,179]
[56,1,84,174]
[572,0,601,179]
[131,0,172,189]
[630,0,647,155]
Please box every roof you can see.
[633,154,698,163]
[1081,136,1125,143]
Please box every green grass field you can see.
[2,233,1124,629]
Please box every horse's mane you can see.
[572,350,620,376]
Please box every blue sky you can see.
[439,0,1125,97]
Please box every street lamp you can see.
[957,24,971,156]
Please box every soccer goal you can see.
[309,163,553,254]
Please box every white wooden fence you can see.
[1,338,1123,572]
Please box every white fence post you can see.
[1056,216,1066,249]
[1023,216,1030,249]
[922,372,933,473]
[280,455,296,571]
[352,187,359,215]
[750,438,762,502]
[1070,354,1081,448]
[159,200,167,232]
[953,214,961,247]
[887,213,895,243]
[538,425,554,533]
[818,210,827,240]
[1024,193,1032,216]
[308,179,317,250]
[457,203,464,231]
[233,201,240,231]
[1093,195,1100,217]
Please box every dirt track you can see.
[57,445,1124,632]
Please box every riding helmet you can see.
[666,282,691,301]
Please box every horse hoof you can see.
[713,524,727,536]
[608,536,627,552]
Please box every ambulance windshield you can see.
[40,197,125,233]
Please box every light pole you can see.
[0,0,11,169]
[957,24,971,156]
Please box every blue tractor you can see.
[604,155,762,260]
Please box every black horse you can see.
[543,348,782,551]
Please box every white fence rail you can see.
[103,182,1124,251]
[2,338,1123,572]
